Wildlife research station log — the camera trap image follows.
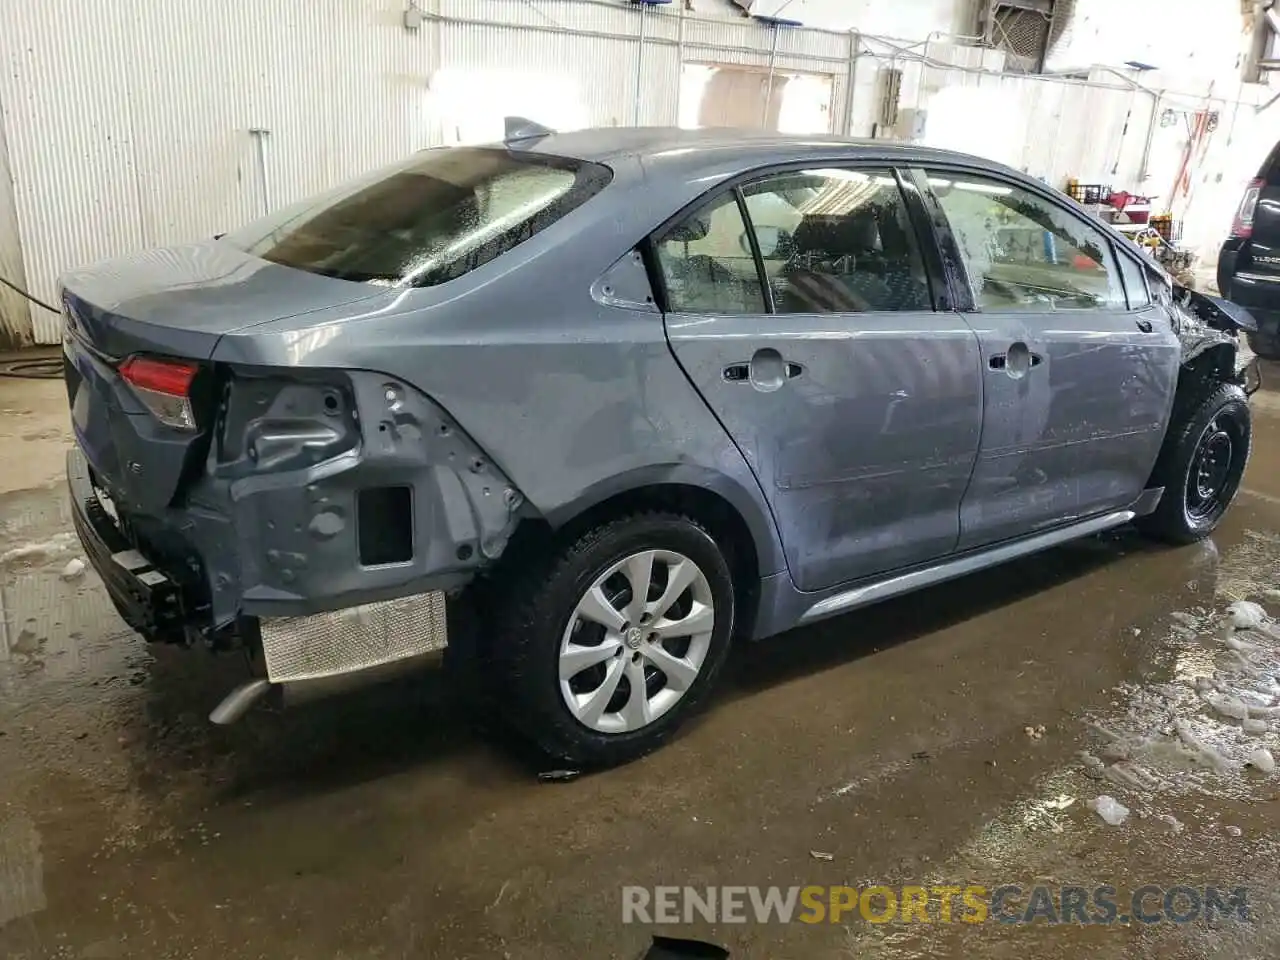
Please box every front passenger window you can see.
[655,193,767,314]
[926,172,1125,312]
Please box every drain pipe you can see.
[673,0,687,125]
[633,1,648,125]
[248,128,272,217]
[762,21,781,127]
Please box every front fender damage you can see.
[1169,286,1260,398]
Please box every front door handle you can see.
[1136,317,1154,333]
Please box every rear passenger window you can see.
[655,193,767,314]
[742,169,933,314]
[926,172,1126,312]
[1116,250,1152,309]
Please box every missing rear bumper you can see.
[208,593,450,724]
[259,592,448,683]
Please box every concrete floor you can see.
[5,371,1280,959]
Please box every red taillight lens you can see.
[120,356,199,430]
[1232,178,1264,238]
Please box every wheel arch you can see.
[538,467,787,638]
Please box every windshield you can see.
[225,148,611,287]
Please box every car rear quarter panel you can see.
[210,163,787,579]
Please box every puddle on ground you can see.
[838,528,1280,960]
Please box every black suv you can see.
[1219,142,1280,358]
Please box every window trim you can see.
[648,160,945,317]
[1111,239,1156,312]
[734,187,776,314]
[916,164,1137,315]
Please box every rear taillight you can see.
[1232,178,1264,238]
[120,356,199,431]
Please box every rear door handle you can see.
[988,353,1042,370]
[1136,317,1154,333]
[989,341,1042,376]
[723,355,804,385]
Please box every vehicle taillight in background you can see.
[1232,178,1264,238]
[120,356,199,430]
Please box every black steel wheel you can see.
[1139,382,1250,544]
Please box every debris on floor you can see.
[0,532,76,566]
[1248,747,1277,773]
[60,557,85,580]
[640,936,730,960]
[1024,724,1046,740]
[536,769,581,784]
[809,850,834,861]
[1227,600,1269,631]
[1088,795,1130,825]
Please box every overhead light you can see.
[955,181,1013,196]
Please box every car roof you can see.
[515,125,1001,171]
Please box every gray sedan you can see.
[61,121,1254,766]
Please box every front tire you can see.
[492,513,736,767]
[1138,382,1251,544]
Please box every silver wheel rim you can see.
[558,549,715,734]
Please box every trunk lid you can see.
[61,239,385,514]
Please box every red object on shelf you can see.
[1108,190,1153,224]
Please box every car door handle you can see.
[1135,317,1154,333]
[989,342,1042,375]
[727,358,803,386]
[988,354,1042,369]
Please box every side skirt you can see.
[799,508,1138,624]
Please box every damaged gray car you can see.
[61,123,1259,766]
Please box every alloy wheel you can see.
[558,549,715,734]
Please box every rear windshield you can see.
[225,148,611,287]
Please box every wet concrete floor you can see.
[4,371,1280,958]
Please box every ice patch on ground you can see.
[0,532,76,566]
[1081,537,1280,809]
[1088,794,1130,825]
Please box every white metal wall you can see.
[0,99,32,349]
[0,0,1272,344]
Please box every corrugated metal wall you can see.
[0,0,1263,343]
[0,103,33,350]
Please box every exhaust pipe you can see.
[209,679,275,725]
[207,651,445,725]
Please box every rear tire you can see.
[1138,383,1251,544]
[490,513,736,768]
